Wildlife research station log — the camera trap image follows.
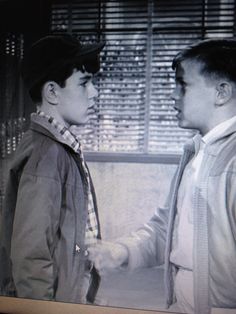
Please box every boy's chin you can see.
[178,120,192,130]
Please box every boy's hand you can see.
[88,240,128,275]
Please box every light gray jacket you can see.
[118,123,236,314]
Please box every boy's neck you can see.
[37,103,69,128]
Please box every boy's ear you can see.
[215,81,232,106]
[42,81,59,105]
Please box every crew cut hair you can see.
[172,38,236,83]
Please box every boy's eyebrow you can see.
[79,75,93,81]
[175,75,185,83]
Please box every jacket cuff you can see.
[116,236,146,271]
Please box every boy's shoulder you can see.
[210,133,236,176]
[10,127,73,181]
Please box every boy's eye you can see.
[92,76,98,85]
[176,80,187,91]
[80,80,89,87]
[176,79,186,86]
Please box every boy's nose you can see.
[170,87,181,101]
[88,82,98,98]
[170,89,177,101]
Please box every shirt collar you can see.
[191,133,202,155]
[36,110,82,153]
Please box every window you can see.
[51,0,236,159]
[0,32,25,210]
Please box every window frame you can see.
[50,0,236,163]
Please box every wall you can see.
[88,161,177,240]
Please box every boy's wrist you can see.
[113,243,129,266]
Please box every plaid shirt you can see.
[37,111,98,245]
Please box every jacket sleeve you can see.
[116,168,179,271]
[116,205,169,270]
[226,171,236,240]
[10,171,62,300]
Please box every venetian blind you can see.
[50,0,236,156]
[0,33,25,210]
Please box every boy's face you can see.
[57,68,98,127]
[171,59,216,135]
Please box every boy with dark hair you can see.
[89,39,236,314]
[0,34,105,303]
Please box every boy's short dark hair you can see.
[21,34,105,102]
[172,38,236,83]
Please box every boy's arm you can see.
[117,168,178,270]
[88,206,169,273]
[116,206,169,270]
[11,172,61,300]
[88,168,178,273]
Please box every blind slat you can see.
[51,0,235,154]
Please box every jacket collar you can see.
[184,117,236,156]
[30,113,79,153]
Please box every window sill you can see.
[85,152,181,164]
